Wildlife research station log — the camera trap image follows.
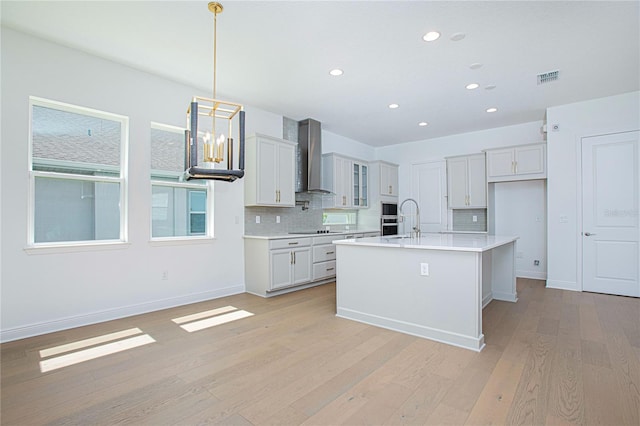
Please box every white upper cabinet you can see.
[352,161,369,208]
[486,143,546,182]
[244,134,296,207]
[379,162,399,197]
[323,153,369,209]
[446,153,487,209]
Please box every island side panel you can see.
[335,244,485,351]
[489,240,518,302]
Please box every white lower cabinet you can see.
[244,231,379,297]
[268,238,311,290]
[270,247,311,289]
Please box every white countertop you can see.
[333,233,518,252]
[243,229,379,240]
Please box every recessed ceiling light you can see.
[422,31,441,42]
[418,122,428,127]
[469,63,483,70]
[486,107,498,113]
[329,68,343,76]
[485,85,497,90]
[450,32,466,41]
[466,83,480,90]
[388,103,399,109]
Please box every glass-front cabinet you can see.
[353,162,368,208]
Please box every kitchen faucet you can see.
[399,198,421,238]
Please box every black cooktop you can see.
[288,230,341,234]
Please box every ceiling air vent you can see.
[537,70,559,85]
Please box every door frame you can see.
[576,128,640,292]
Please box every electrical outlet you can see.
[472,215,478,223]
[276,216,280,224]
[420,263,429,276]
[161,270,168,280]
[256,215,261,224]
[534,260,540,266]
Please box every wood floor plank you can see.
[604,333,640,425]
[579,303,605,342]
[547,332,584,425]
[583,364,625,425]
[384,372,453,425]
[464,357,526,425]
[505,332,557,425]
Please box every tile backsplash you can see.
[452,209,487,232]
[244,193,324,235]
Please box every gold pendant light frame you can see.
[183,2,245,182]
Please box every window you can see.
[29,97,128,245]
[150,123,210,239]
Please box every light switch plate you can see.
[420,263,429,276]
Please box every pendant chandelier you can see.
[184,2,245,182]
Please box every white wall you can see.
[546,91,640,291]
[493,180,547,279]
[322,130,376,161]
[0,28,285,342]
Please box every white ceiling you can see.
[2,1,639,147]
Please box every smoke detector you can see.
[537,70,560,85]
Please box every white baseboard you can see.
[517,270,547,280]
[336,308,485,352]
[492,291,518,303]
[1,285,245,343]
[546,279,579,291]
[482,292,493,309]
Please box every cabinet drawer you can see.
[269,237,310,250]
[312,234,342,245]
[313,261,336,281]
[313,244,336,262]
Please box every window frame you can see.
[149,122,213,241]
[28,96,129,248]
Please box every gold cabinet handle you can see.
[514,161,518,174]
[288,241,299,245]
[290,251,294,264]
[326,251,334,255]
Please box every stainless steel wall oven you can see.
[380,202,399,236]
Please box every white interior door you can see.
[412,161,448,232]
[582,131,639,297]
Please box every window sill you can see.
[149,236,216,247]
[24,241,131,255]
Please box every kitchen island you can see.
[333,233,518,351]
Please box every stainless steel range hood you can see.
[296,118,330,193]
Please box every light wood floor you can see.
[2,279,639,425]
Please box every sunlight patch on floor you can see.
[39,333,155,373]
[171,306,238,324]
[39,327,144,358]
[175,308,255,333]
